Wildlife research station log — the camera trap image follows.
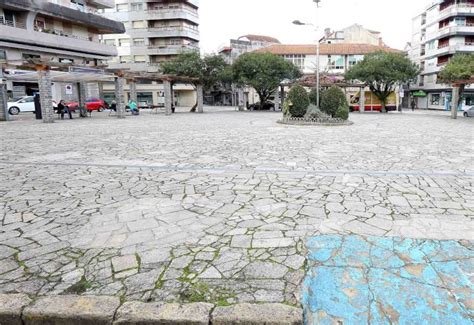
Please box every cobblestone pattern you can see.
[0,110,472,305]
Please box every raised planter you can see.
[278,117,353,126]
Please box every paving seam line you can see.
[0,293,303,325]
[0,160,472,177]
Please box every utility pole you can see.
[314,0,321,109]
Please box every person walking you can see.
[411,98,417,112]
[58,100,73,120]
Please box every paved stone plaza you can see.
[0,109,473,309]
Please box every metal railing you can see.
[146,7,198,17]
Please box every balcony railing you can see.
[0,18,26,29]
[147,44,199,55]
[146,7,198,17]
[34,27,93,42]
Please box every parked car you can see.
[463,106,474,117]
[249,101,275,111]
[7,96,35,115]
[66,98,109,112]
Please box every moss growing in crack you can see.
[135,253,142,271]
[63,276,92,294]
[179,281,237,305]
[13,252,29,273]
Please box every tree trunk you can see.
[257,92,267,110]
[381,101,387,113]
[451,86,460,119]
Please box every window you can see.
[134,55,146,63]
[71,0,85,12]
[132,20,146,29]
[0,50,6,62]
[104,39,116,46]
[116,4,128,12]
[130,3,143,11]
[59,58,73,64]
[34,18,45,30]
[119,38,130,46]
[283,55,305,70]
[133,38,145,46]
[328,55,345,70]
[120,55,132,63]
[22,53,40,60]
[430,93,440,105]
[454,17,466,26]
[348,55,364,68]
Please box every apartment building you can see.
[218,34,281,64]
[320,24,385,46]
[410,0,474,110]
[99,0,200,107]
[0,0,124,100]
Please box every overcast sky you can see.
[199,0,431,54]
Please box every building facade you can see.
[320,24,385,46]
[99,0,200,107]
[410,0,474,110]
[0,0,124,101]
[253,43,401,107]
[256,43,400,75]
[218,34,280,64]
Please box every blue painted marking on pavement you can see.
[302,235,473,324]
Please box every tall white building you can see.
[410,0,474,110]
[99,0,200,107]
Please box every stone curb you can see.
[0,294,303,325]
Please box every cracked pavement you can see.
[0,108,473,307]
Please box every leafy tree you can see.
[320,86,348,118]
[287,85,309,117]
[345,52,419,113]
[438,54,474,118]
[233,52,301,110]
[161,52,230,111]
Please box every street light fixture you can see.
[293,0,321,109]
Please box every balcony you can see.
[87,0,115,9]
[146,26,200,40]
[425,43,474,58]
[421,64,443,75]
[438,4,474,22]
[3,0,125,34]
[145,8,199,24]
[0,22,117,58]
[143,0,199,8]
[147,44,199,55]
[426,25,474,41]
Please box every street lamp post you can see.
[293,0,322,109]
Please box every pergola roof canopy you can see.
[4,69,115,82]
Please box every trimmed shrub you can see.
[287,85,309,117]
[305,104,330,119]
[320,86,348,118]
[335,106,349,120]
[308,88,319,105]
